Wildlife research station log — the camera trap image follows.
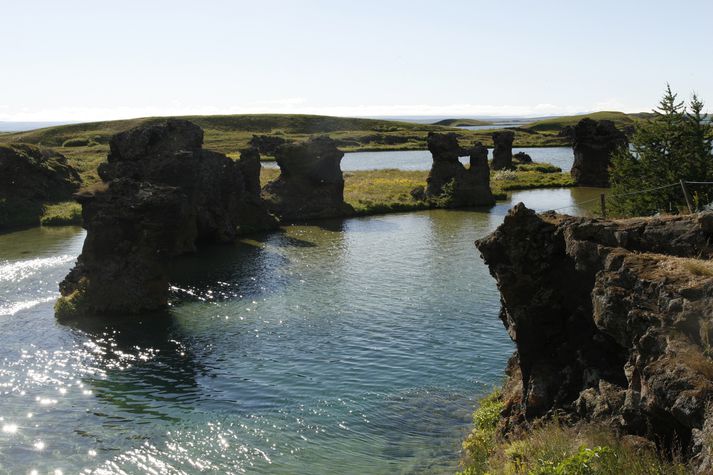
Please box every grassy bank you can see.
[458,390,688,475]
[261,163,574,216]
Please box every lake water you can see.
[264,148,574,172]
[0,188,602,474]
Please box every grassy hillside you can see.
[524,111,642,132]
[431,118,493,127]
[0,114,570,184]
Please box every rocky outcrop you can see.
[249,134,288,156]
[262,136,354,220]
[570,119,628,187]
[0,143,81,228]
[424,132,495,207]
[513,152,532,164]
[57,120,277,318]
[476,204,713,472]
[492,131,515,170]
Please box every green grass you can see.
[40,201,82,226]
[0,114,577,187]
[458,391,688,475]
[524,111,642,133]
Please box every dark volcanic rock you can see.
[0,143,81,228]
[476,204,713,470]
[57,120,277,318]
[424,132,494,207]
[262,136,354,220]
[492,131,515,170]
[249,134,288,156]
[513,152,532,164]
[57,179,197,318]
[570,119,628,187]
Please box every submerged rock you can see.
[491,131,515,170]
[570,118,627,187]
[262,136,354,220]
[0,143,81,228]
[57,120,277,318]
[424,132,494,207]
[476,204,713,470]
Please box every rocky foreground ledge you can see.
[476,204,713,472]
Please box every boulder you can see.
[570,118,628,187]
[424,132,494,207]
[249,134,288,156]
[57,120,278,318]
[262,136,354,220]
[513,152,532,164]
[0,143,81,228]
[476,205,713,469]
[492,131,515,170]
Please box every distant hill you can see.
[0,121,76,132]
[524,111,645,133]
[431,118,493,127]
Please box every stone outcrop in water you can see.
[570,118,628,187]
[513,151,532,164]
[0,143,81,228]
[262,136,354,220]
[424,132,494,207]
[491,131,515,170]
[56,120,277,318]
[476,204,713,472]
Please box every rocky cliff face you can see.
[57,120,277,318]
[570,118,628,187]
[492,131,515,170]
[262,136,354,220]
[424,132,495,207]
[476,204,713,472]
[0,143,81,228]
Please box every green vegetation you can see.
[0,198,44,229]
[458,391,688,475]
[40,201,82,226]
[432,118,493,127]
[524,111,641,133]
[610,86,713,216]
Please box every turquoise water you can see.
[0,188,601,474]
[264,148,574,172]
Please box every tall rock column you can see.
[570,118,627,187]
[262,136,354,220]
[491,131,515,170]
[424,132,494,207]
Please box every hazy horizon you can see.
[3,0,712,122]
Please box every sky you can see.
[1,0,712,122]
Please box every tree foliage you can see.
[610,85,713,216]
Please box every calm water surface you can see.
[0,188,602,474]
[265,148,574,172]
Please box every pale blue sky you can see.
[2,0,712,121]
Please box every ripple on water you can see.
[0,194,607,474]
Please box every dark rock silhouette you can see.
[570,118,628,187]
[424,132,494,207]
[0,143,81,228]
[57,120,277,318]
[476,204,713,471]
[491,131,515,170]
[513,152,532,164]
[249,134,288,156]
[262,136,354,220]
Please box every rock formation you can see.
[0,143,81,228]
[570,118,628,187]
[249,134,288,156]
[476,204,713,472]
[492,131,515,170]
[424,132,494,207]
[513,152,532,164]
[56,120,277,318]
[262,136,354,220]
